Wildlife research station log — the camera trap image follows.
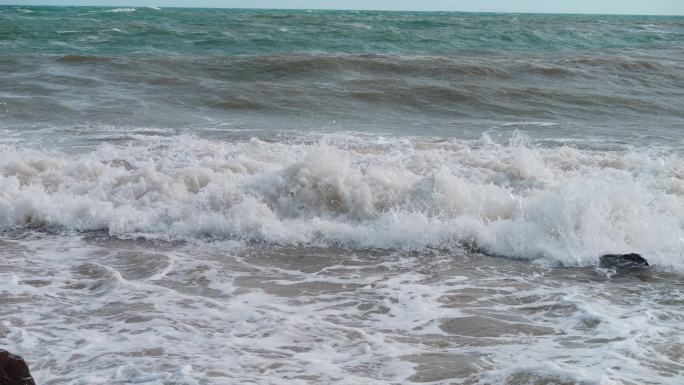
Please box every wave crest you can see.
[0,134,682,268]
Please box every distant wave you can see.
[3,8,684,55]
[108,8,136,13]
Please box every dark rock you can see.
[599,253,649,269]
[0,350,35,385]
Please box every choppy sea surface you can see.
[0,6,683,385]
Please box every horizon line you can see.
[2,4,683,17]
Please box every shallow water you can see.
[2,235,683,384]
[1,5,683,385]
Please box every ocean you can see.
[0,5,683,384]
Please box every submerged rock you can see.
[599,253,649,269]
[0,350,36,385]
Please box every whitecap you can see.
[108,8,136,13]
[0,133,681,269]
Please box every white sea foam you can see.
[108,8,136,13]
[2,235,682,384]
[0,133,682,269]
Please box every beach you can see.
[0,6,683,384]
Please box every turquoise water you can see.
[2,6,684,55]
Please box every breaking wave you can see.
[1,133,682,269]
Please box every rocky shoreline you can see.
[0,350,35,385]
